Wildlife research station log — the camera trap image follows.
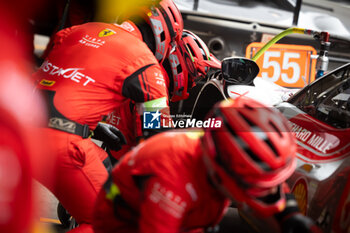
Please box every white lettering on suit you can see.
[40,60,96,86]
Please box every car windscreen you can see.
[288,63,350,128]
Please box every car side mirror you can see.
[221,57,260,85]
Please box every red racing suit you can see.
[0,108,35,233]
[103,99,138,159]
[34,21,169,130]
[0,4,49,232]
[93,131,230,233]
[33,22,170,233]
[104,66,170,161]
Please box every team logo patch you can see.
[98,29,116,37]
[114,22,135,33]
[39,79,55,87]
[143,111,161,129]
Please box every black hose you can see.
[58,0,71,31]
[193,0,199,11]
[292,0,302,26]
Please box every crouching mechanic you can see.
[106,28,222,159]
[93,97,321,233]
[32,1,189,232]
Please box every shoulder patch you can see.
[113,22,136,33]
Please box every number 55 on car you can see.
[246,42,317,88]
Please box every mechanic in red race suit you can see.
[0,1,52,232]
[32,1,200,232]
[93,97,322,233]
[106,28,222,160]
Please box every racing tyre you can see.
[57,202,72,228]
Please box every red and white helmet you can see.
[165,30,221,102]
[180,30,221,79]
[116,0,183,63]
[202,97,297,216]
[164,44,191,102]
[143,0,184,62]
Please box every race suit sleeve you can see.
[122,64,173,139]
[139,177,191,233]
[105,100,138,161]
[122,64,168,103]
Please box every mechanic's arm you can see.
[139,177,190,233]
[134,97,172,138]
[122,63,173,140]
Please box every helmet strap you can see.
[161,58,174,97]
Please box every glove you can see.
[281,213,322,233]
[92,122,127,151]
[276,194,323,233]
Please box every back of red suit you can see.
[34,22,166,128]
[33,21,169,233]
[94,132,229,233]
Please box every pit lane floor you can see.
[35,181,69,233]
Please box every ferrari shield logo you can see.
[98,29,116,37]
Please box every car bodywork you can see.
[277,63,350,233]
[190,61,350,232]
